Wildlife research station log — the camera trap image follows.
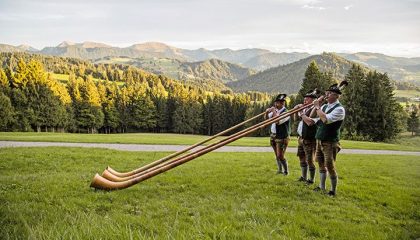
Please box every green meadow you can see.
[51,73,126,86]
[1,132,419,151]
[0,147,419,239]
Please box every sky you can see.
[1,0,420,57]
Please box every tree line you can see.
[0,54,270,135]
[0,52,418,141]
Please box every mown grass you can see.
[50,73,126,86]
[394,89,420,98]
[1,132,420,151]
[0,147,419,239]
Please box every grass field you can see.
[394,89,420,98]
[50,73,126,86]
[0,147,419,239]
[1,132,420,152]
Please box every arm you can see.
[301,114,316,126]
[314,104,345,124]
[264,107,274,119]
[278,115,291,125]
[309,106,318,118]
[310,96,324,118]
[292,104,303,121]
[313,99,327,123]
[325,107,345,124]
[316,108,328,123]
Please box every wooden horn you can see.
[101,108,293,182]
[104,112,266,178]
[90,102,312,190]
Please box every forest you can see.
[0,52,418,141]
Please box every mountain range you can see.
[1,41,420,93]
[0,42,311,70]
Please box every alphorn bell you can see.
[105,112,266,178]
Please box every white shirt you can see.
[297,107,312,136]
[268,107,290,134]
[313,100,345,124]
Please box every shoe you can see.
[313,186,325,192]
[283,171,289,176]
[306,180,314,185]
[298,177,306,182]
[327,191,336,197]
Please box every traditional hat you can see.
[303,89,320,98]
[274,93,287,102]
[326,81,349,94]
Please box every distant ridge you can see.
[0,41,310,70]
[228,53,360,94]
[1,41,420,84]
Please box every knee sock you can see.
[301,166,308,179]
[276,158,283,172]
[281,159,288,174]
[309,167,316,182]
[330,175,338,193]
[319,171,327,190]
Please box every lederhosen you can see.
[297,107,317,169]
[315,103,343,177]
[270,108,290,151]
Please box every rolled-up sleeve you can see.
[278,115,290,124]
[326,107,345,124]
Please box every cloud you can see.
[344,4,353,10]
[302,4,326,10]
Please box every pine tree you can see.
[407,107,419,136]
[297,61,322,103]
[0,92,14,130]
[0,69,9,92]
[9,88,33,131]
[360,71,402,141]
[297,61,336,104]
[341,64,366,139]
[12,58,28,88]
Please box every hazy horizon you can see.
[1,0,420,57]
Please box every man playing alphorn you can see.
[311,84,346,196]
[265,94,291,175]
[293,89,319,184]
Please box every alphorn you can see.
[101,109,291,182]
[90,102,309,190]
[105,112,266,178]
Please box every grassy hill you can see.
[1,147,419,239]
[243,52,311,70]
[94,56,182,79]
[228,52,357,94]
[180,59,255,83]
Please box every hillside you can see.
[0,44,26,53]
[0,52,232,93]
[94,57,251,89]
[339,52,420,84]
[180,59,255,83]
[243,52,311,70]
[228,52,358,94]
[94,56,182,79]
